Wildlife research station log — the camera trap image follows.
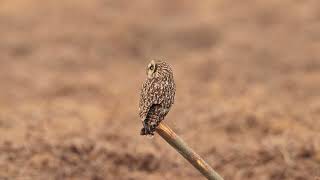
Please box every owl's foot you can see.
[140,121,155,136]
[140,127,154,135]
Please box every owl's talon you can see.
[150,124,157,131]
[141,120,157,136]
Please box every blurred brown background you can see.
[0,0,320,179]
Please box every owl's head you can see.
[146,60,173,79]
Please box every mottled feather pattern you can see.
[140,104,162,135]
[139,60,175,136]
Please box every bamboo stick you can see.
[155,122,224,180]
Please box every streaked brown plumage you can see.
[139,60,175,136]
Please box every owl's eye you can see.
[149,65,154,71]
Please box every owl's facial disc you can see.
[147,60,157,78]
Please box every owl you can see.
[139,60,176,136]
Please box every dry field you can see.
[0,0,320,179]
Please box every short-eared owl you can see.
[139,60,176,136]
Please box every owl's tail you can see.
[140,104,162,136]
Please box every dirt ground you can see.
[0,0,320,179]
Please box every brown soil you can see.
[0,0,320,179]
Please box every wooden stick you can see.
[156,122,224,180]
